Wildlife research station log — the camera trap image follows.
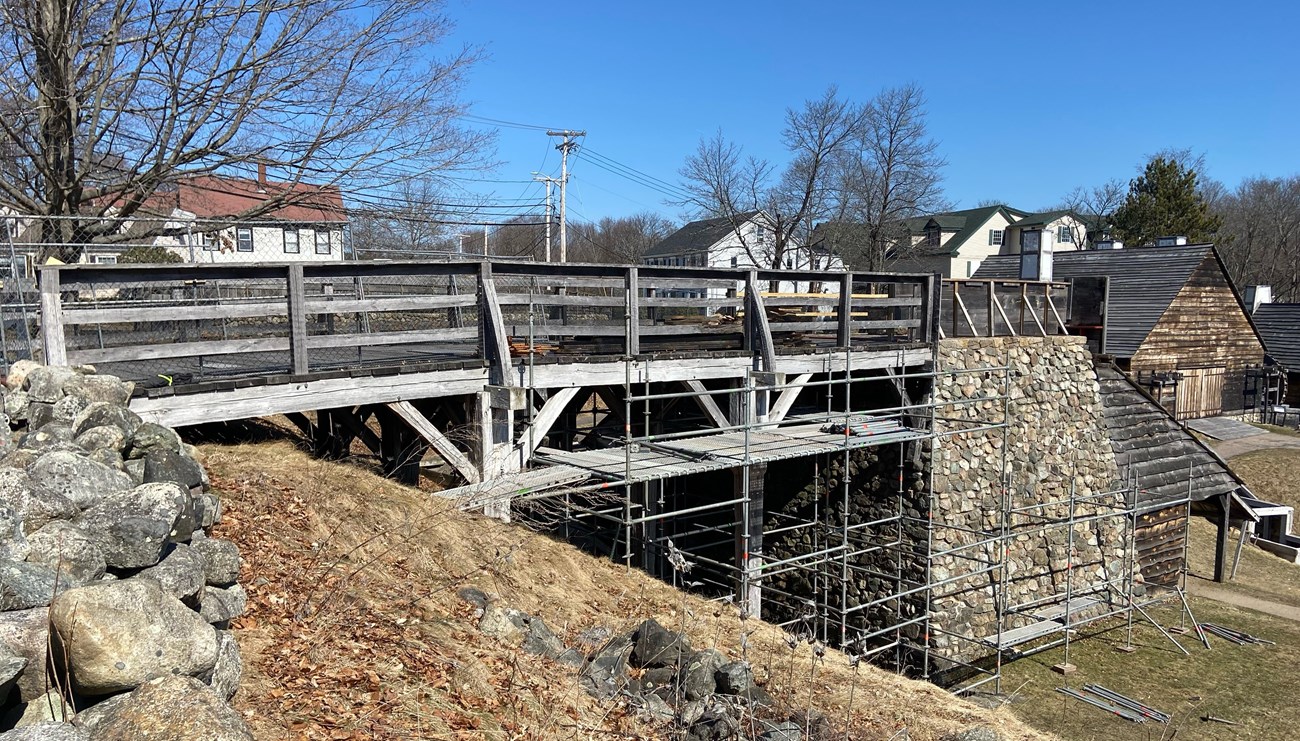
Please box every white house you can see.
[643,211,843,295]
[888,205,1093,278]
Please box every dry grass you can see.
[202,440,1049,741]
[1228,448,1300,511]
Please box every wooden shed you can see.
[975,245,1266,419]
[1096,362,1256,585]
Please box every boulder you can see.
[126,424,182,459]
[203,631,241,701]
[0,469,77,534]
[198,584,247,626]
[630,618,691,668]
[757,720,803,741]
[24,367,74,404]
[70,403,141,439]
[940,729,1003,741]
[72,426,127,455]
[27,451,133,511]
[679,649,724,701]
[0,608,50,702]
[68,692,128,735]
[0,722,89,740]
[49,580,219,695]
[0,644,26,704]
[25,521,107,584]
[0,561,66,610]
[579,635,633,699]
[12,689,71,727]
[70,675,252,741]
[79,483,183,569]
[50,396,88,425]
[5,361,40,391]
[477,605,527,644]
[0,506,29,562]
[714,661,754,695]
[685,707,740,741]
[60,375,131,407]
[188,536,240,587]
[455,585,489,610]
[520,616,565,659]
[640,692,675,723]
[24,405,54,433]
[3,390,29,425]
[123,460,145,487]
[135,545,206,605]
[142,449,204,491]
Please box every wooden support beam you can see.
[478,262,512,386]
[286,264,309,375]
[625,266,640,356]
[1214,491,1230,583]
[766,373,814,425]
[837,273,853,347]
[335,406,381,455]
[745,271,776,372]
[38,269,67,366]
[684,379,730,428]
[518,387,580,460]
[388,400,481,485]
[283,412,313,439]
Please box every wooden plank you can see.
[287,264,309,374]
[302,294,475,314]
[304,327,478,349]
[39,269,67,366]
[837,274,852,347]
[746,272,776,371]
[770,319,921,332]
[387,400,480,484]
[684,379,730,428]
[69,336,291,364]
[62,301,288,325]
[519,387,580,459]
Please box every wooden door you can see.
[1175,366,1226,419]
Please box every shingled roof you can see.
[1252,303,1300,370]
[1096,363,1248,509]
[973,245,1217,357]
[644,211,760,259]
[905,205,1027,256]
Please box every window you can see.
[730,256,738,268]
[926,228,940,247]
[236,227,253,252]
[989,229,1004,246]
[0,254,30,279]
[283,228,300,254]
[754,227,766,246]
[91,255,118,265]
[1057,225,1074,244]
[314,230,331,255]
[200,232,217,251]
[811,256,821,271]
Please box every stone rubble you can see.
[0,361,250,740]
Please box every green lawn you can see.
[999,597,1299,740]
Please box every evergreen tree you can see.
[1112,156,1222,246]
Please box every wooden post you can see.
[478,262,511,387]
[286,264,309,375]
[1214,491,1231,583]
[38,268,67,366]
[838,272,853,348]
[986,281,996,336]
[744,271,775,372]
[734,463,767,618]
[625,266,640,357]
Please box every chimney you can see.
[256,163,267,193]
[1018,229,1053,281]
[1244,285,1273,314]
[1155,235,1188,247]
[1094,239,1124,250]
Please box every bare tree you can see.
[676,88,863,276]
[826,83,947,271]
[0,0,490,259]
[1216,176,1300,300]
[1056,179,1126,247]
[592,213,676,263]
[349,179,456,258]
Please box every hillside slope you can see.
[202,441,1049,740]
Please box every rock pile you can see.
[0,361,250,740]
[462,587,818,741]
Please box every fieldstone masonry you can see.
[768,337,1130,670]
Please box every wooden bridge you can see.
[38,260,939,489]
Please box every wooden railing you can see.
[38,260,939,383]
[939,279,1073,338]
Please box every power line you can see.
[582,147,688,195]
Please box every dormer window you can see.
[926,227,940,247]
[1057,225,1074,244]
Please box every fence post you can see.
[838,272,853,348]
[286,264,308,375]
[625,266,640,357]
[38,268,67,366]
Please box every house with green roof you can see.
[887,205,1091,278]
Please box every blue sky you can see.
[442,0,1299,225]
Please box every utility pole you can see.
[532,174,557,262]
[546,130,585,263]
[483,224,489,256]
[456,233,468,255]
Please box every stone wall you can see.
[928,337,1127,667]
[766,337,1130,670]
[0,361,251,740]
